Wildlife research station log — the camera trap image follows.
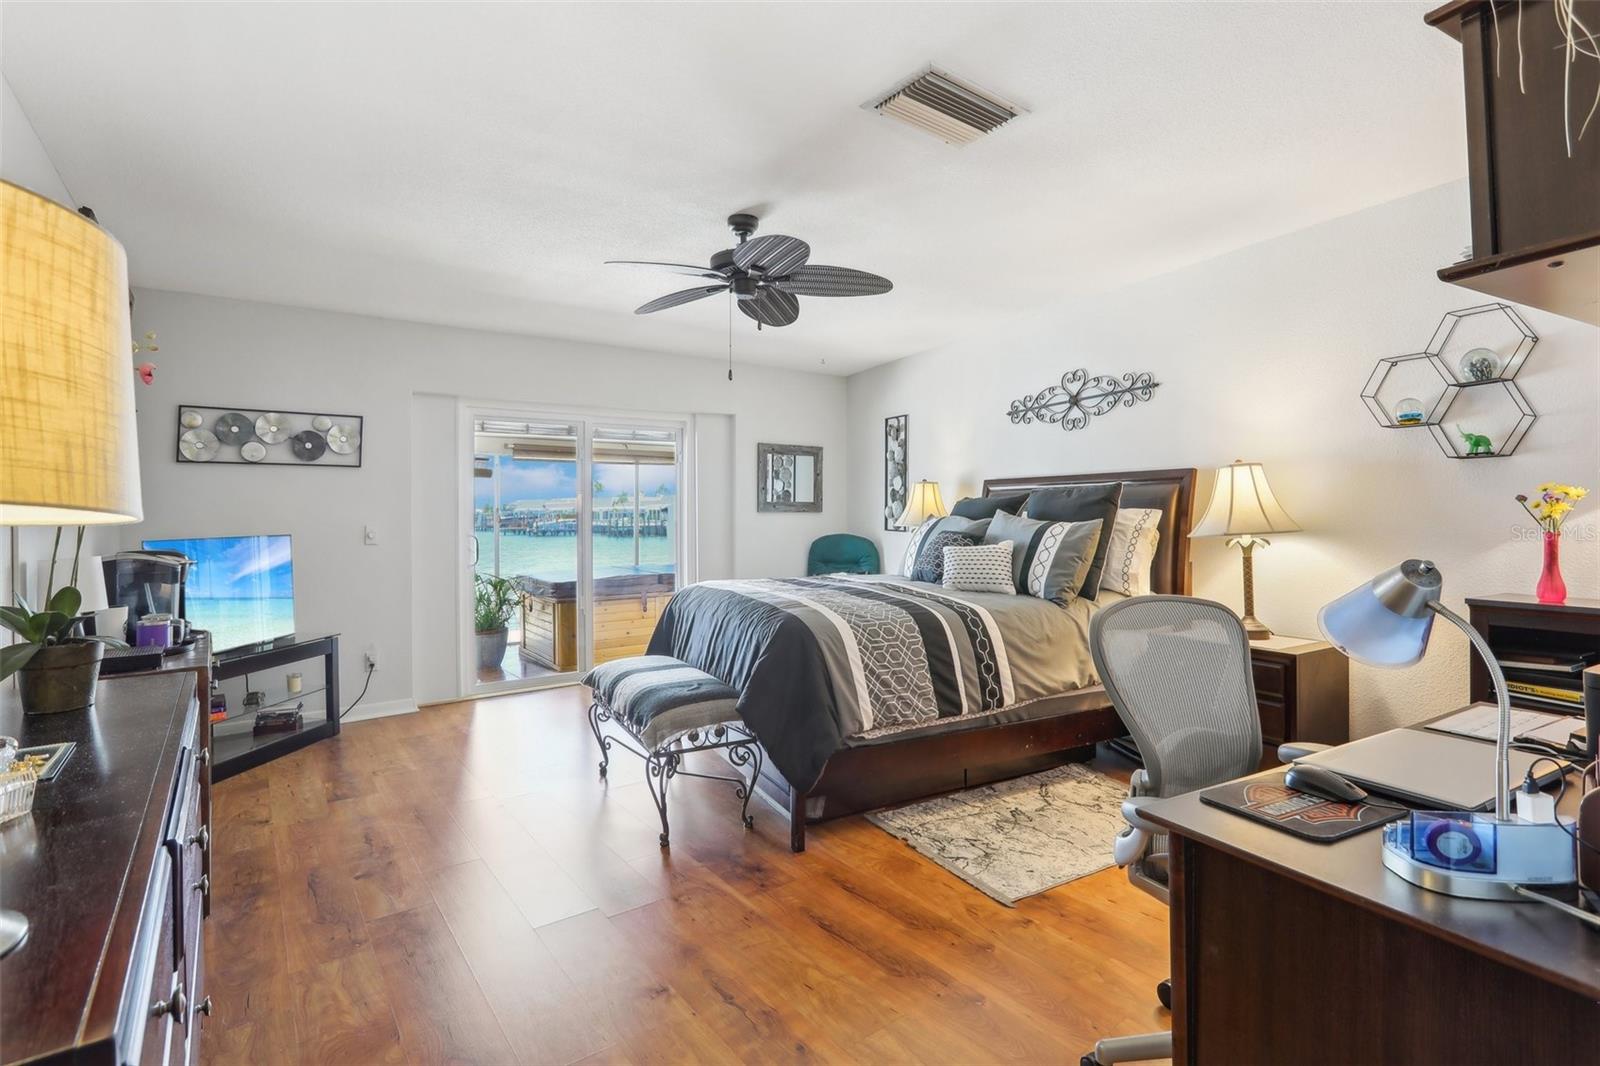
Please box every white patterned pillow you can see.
[1101,507,1163,597]
[941,542,1016,594]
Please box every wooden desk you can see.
[0,672,210,1065]
[1145,757,1600,1065]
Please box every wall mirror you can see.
[756,443,823,512]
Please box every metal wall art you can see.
[176,404,364,467]
[884,414,909,530]
[1007,369,1159,432]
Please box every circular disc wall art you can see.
[325,423,360,455]
[180,410,204,429]
[254,413,291,443]
[179,429,221,462]
[213,412,255,446]
[311,415,333,432]
[240,440,268,463]
[290,430,328,462]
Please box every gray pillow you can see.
[985,510,1104,605]
[950,491,1031,520]
[899,514,992,576]
[1024,482,1123,599]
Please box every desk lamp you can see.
[1,181,144,957]
[1319,560,1574,900]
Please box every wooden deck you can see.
[200,685,1171,1064]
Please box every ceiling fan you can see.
[606,213,893,329]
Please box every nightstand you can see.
[1249,636,1349,747]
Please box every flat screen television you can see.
[142,534,295,652]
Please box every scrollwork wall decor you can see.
[1007,369,1159,432]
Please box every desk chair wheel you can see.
[1080,1055,1099,1066]
[1157,978,1171,1010]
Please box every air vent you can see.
[873,69,1018,145]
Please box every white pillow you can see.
[941,542,1016,595]
[1100,507,1162,597]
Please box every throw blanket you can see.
[646,575,1104,792]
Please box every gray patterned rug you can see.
[865,763,1128,906]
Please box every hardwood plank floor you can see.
[201,685,1170,1064]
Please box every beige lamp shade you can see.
[1191,460,1300,538]
[1,180,142,524]
[896,479,947,527]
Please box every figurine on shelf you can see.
[1458,347,1501,382]
[1457,426,1494,456]
[1393,397,1425,426]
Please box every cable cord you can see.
[339,662,376,721]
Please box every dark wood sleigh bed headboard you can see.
[980,467,1198,595]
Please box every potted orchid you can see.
[1516,482,1588,604]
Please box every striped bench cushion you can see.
[582,655,740,750]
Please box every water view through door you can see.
[468,412,682,693]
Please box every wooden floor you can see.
[201,686,1171,1065]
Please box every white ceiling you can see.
[1,2,1466,376]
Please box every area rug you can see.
[865,763,1128,906]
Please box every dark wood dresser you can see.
[0,671,212,1066]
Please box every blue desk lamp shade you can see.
[1317,573,1438,667]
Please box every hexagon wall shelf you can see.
[1361,303,1539,458]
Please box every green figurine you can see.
[1457,425,1494,456]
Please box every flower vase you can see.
[1536,530,1567,604]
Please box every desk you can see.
[1145,747,1600,1065]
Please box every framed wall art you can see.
[176,404,364,467]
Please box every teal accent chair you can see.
[807,534,881,576]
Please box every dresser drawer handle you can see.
[151,986,187,1019]
[186,826,210,851]
[193,874,209,898]
[198,996,213,1017]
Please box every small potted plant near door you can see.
[475,574,521,673]
[0,529,128,714]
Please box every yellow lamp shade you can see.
[1190,460,1299,539]
[896,480,947,527]
[1,180,142,524]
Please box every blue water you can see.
[188,596,296,652]
[474,530,675,582]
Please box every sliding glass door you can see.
[464,408,685,696]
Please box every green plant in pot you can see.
[0,528,128,714]
[474,573,521,673]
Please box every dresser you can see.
[0,671,212,1066]
[1248,635,1349,749]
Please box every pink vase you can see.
[1536,530,1567,604]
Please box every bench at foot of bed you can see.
[583,655,762,847]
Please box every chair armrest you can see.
[1121,795,1162,833]
[1278,741,1332,763]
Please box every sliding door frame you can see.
[455,398,695,700]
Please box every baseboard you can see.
[339,698,418,724]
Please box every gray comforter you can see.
[646,574,1112,792]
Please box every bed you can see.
[646,467,1197,851]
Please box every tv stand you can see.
[211,633,341,781]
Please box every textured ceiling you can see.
[1,2,1466,375]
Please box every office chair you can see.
[1081,596,1267,1066]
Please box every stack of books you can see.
[1496,648,1596,712]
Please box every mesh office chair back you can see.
[1089,596,1264,799]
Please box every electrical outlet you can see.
[364,645,379,670]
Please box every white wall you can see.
[127,289,847,710]
[847,181,1600,738]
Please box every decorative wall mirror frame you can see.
[756,443,823,513]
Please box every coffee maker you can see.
[101,551,193,643]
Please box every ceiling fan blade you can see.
[738,287,800,327]
[771,264,893,297]
[635,285,728,315]
[606,260,726,279]
[732,234,810,276]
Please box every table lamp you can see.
[1,180,144,958]
[896,479,947,528]
[1190,460,1300,640]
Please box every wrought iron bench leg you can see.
[728,737,762,830]
[588,701,613,780]
[645,751,677,848]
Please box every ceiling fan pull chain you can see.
[727,288,734,381]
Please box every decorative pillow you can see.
[911,530,978,584]
[949,491,1031,520]
[1100,507,1163,597]
[984,510,1103,605]
[1024,482,1124,599]
[940,542,1016,594]
[899,515,992,576]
